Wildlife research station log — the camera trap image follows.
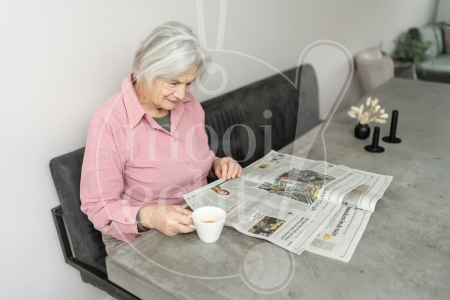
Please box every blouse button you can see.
[190,181,194,185]
[124,218,129,222]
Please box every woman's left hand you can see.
[213,157,242,181]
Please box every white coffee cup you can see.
[190,206,226,243]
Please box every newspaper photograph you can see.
[183,150,392,260]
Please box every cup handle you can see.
[188,215,195,229]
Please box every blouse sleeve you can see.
[80,116,142,242]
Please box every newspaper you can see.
[183,150,392,262]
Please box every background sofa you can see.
[49,64,321,299]
[409,23,450,84]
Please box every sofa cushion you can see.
[417,55,450,83]
[442,25,450,54]
[415,25,444,57]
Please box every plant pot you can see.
[354,123,370,139]
[394,62,417,80]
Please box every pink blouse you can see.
[80,74,217,242]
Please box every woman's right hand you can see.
[139,205,195,236]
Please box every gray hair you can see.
[132,21,211,86]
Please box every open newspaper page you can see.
[184,174,339,255]
[305,205,373,262]
[305,167,393,262]
[184,150,379,255]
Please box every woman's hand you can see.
[213,157,243,181]
[139,205,195,236]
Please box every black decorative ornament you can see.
[365,126,385,153]
[354,123,370,139]
[382,110,401,143]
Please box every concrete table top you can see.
[106,79,450,300]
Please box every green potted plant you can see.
[391,32,433,74]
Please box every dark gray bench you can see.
[49,64,320,299]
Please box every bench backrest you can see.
[50,148,107,273]
[202,64,319,167]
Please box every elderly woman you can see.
[80,21,242,254]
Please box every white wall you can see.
[0,1,437,299]
[436,0,450,22]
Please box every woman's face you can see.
[138,66,198,115]
[212,187,229,195]
[217,189,229,195]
